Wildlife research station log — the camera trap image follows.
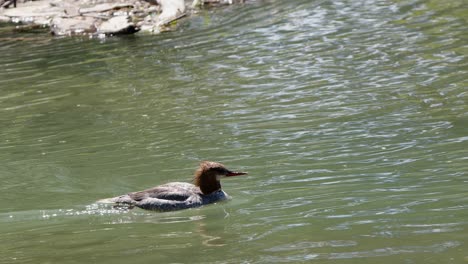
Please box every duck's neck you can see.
[194,173,221,195]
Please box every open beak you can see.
[226,171,248,177]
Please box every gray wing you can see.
[128,182,200,202]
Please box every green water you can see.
[1,0,467,263]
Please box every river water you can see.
[1,0,467,263]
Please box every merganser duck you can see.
[98,161,247,211]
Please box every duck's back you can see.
[101,182,228,211]
[129,182,201,201]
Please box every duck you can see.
[98,161,247,211]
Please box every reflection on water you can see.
[0,0,467,263]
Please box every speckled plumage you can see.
[98,161,246,211]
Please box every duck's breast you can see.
[201,190,230,204]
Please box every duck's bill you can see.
[226,171,248,177]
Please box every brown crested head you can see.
[193,161,247,195]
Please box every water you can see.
[0,0,467,263]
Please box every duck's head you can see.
[193,161,247,194]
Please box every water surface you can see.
[0,0,467,263]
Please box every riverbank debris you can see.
[0,0,246,37]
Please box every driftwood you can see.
[160,12,186,26]
[79,3,135,14]
[1,0,17,8]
